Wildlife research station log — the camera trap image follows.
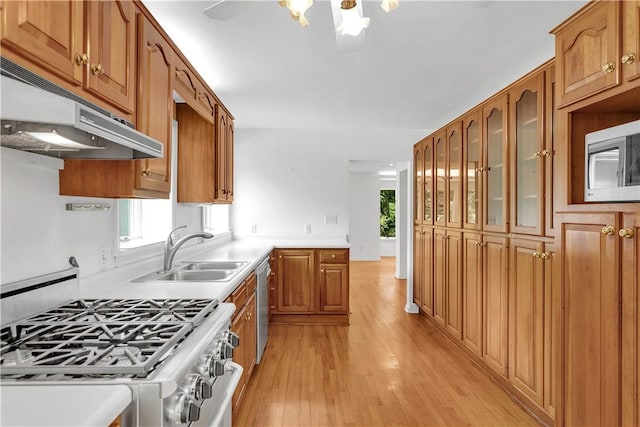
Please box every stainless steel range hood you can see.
[0,60,163,160]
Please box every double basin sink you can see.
[134,261,248,283]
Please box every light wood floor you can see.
[234,257,539,426]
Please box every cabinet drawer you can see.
[230,280,247,309]
[318,249,349,263]
[245,272,256,296]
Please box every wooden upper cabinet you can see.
[446,122,463,229]
[559,212,621,427]
[422,138,434,225]
[463,110,482,230]
[84,0,136,114]
[552,1,620,107]
[622,1,640,82]
[214,105,231,203]
[136,14,172,196]
[1,0,84,85]
[434,131,447,227]
[414,143,424,224]
[173,55,215,122]
[510,72,545,236]
[226,117,234,201]
[544,64,556,238]
[482,95,509,234]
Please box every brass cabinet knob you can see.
[279,255,282,259]
[532,251,541,258]
[331,254,336,259]
[534,151,542,158]
[75,53,89,65]
[621,53,636,65]
[321,269,325,273]
[540,252,550,260]
[601,225,615,236]
[141,168,150,176]
[619,228,634,239]
[91,63,105,75]
[475,241,481,247]
[541,149,552,157]
[602,62,615,73]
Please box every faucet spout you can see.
[163,228,214,272]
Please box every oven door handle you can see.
[207,361,244,427]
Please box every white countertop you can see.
[0,385,132,427]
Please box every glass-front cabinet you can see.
[434,131,447,227]
[423,137,434,225]
[482,95,509,233]
[414,144,424,224]
[463,110,482,230]
[510,74,544,236]
[544,65,556,238]
[446,122,463,228]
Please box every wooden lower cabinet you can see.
[231,279,257,411]
[509,238,545,406]
[482,235,509,378]
[543,242,558,418]
[445,231,463,340]
[421,228,434,316]
[272,248,349,324]
[559,212,621,427]
[413,226,424,308]
[463,232,483,355]
[433,228,446,326]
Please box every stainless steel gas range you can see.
[0,268,242,427]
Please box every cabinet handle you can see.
[601,225,615,236]
[321,269,325,273]
[532,251,541,258]
[619,228,634,239]
[475,242,481,247]
[482,243,487,248]
[541,149,552,157]
[331,254,336,259]
[91,63,105,76]
[621,53,636,65]
[75,53,89,65]
[534,151,542,158]
[279,255,282,259]
[141,168,150,176]
[602,62,615,73]
[540,252,550,260]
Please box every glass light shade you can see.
[282,0,313,26]
[336,7,370,36]
[380,0,399,12]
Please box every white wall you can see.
[348,172,380,261]
[231,128,424,239]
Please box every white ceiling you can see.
[143,0,586,132]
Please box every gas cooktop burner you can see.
[0,298,218,378]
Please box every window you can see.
[118,199,172,249]
[202,205,230,234]
[380,189,396,237]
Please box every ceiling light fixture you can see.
[279,0,314,27]
[280,0,398,35]
[336,0,370,37]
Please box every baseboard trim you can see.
[349,257,381,262]
[271,313,350,325]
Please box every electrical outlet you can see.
[324,214,338,225]
[251,224,257,234]
[304,224,311,234]
[99,248,108,269]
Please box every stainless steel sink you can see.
[155,269,236,281]
[180,261,248,270]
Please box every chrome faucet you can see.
[163,225,214,272]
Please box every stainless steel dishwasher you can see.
[255,257,270,364]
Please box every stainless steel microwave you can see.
[585,120,640,202]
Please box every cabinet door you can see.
[544,65,556,238]
[509,238,544,406]
[622,1,640,82]
[319,263,349,313]
[245,292,257,379]
[434,132,447,227]
[446,123,463,228]
[482,95,509,233]
[85,0,135,114]
[1,0,84,85]
[463,111,482,230]
[421,227,434,317]
[413,226,423,307]
[215,106,228,203]
[483,235,509,377]
[510,74,544,236]
[445,230,463,340]
[554,1,620,106]
[560,212,621,427]
[433,228,447,326]
[414,143,424,224]
[423,138,434,225]
[136,16,172,195]
[543,243,558,418]
[226,118,234,201]
[231,304,247,410]
[622,213,640,426]
[276,250,315,313]
[463,232,482,355]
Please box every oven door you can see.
[192,362,243,427]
